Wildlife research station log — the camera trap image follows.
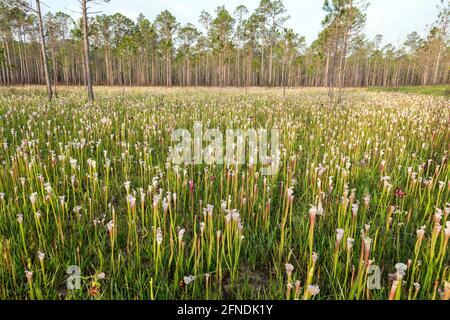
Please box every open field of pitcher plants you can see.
[0,86,448,300]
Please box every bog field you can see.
[0,86,448,300]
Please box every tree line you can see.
[0,0,449,98]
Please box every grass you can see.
[0,86,449,300]
[369,85,450,97]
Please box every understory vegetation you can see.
[0,87,448,300]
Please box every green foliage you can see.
[154,10,179,54]
[369,85,450,97]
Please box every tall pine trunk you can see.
[82,0,94,101]
[36,0,52,100]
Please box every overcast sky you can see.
[41,0,442,46]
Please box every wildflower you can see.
[178,228,186,241]
[25,270,33,282]
[312,252,318,264]
[126,194,136,209]
[309,206,318,225]
[285,263,294,276]
[69,158,78,169]
[89,281,100,297]
[231,210,240,221]
[183,275,195,285]
[434,223,442,234]
[381,176,392,191]
[317,202,324,216]
[444,205,450,217]
[351,202,359,217]
[30,192,38,207]
[87,158,96,169]
[416,226,426,239]
[37,251,45,262]
[203,204,214,216]
[188,180,194,193]
[336,228,344,245]
[434,209,443,224]
[221,200,227,211]
[17,214,23,224]
[394,263,407,280]
[407,259,412,270]
[124,181,131,193]
[106,220,114,233]
[394,187,405,199]
[363,194,370,208]
[347,237,355,250]
[307,285,320,297]
[445,222,450,239]
[407,167,413,176]
[363,237,372,250]
[363,237,372,263]
[97,272,106,280]
[156,227,163,245]
[287,282,293,290]
[44,183,52,195]
[152,176,159,188]
[287,187,294,203]
[153,195,160,208]
[225,211,232,223]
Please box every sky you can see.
[41,0,442,46]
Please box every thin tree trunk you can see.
[82,0,94,101]
[329,22,339,98]
[269,45,273,86]
[422,48,431,86]
[36,0,52,100]
[324,48,330,87]
[261,45,264,86]
[338,0,353,100]
[432,44,443,85]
